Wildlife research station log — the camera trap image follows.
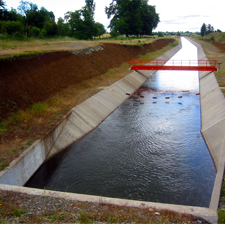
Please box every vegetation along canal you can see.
[26,38,216,207]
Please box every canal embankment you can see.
[0,37,223,223]
[0,41,182,187]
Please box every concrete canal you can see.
[25,38,216,207]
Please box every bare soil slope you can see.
[0,39,174,121]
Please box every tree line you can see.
[200,23,221,37]
[0,0,160,40]
[0,0,106,39]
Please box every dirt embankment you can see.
[203,39,225,51]
[0,39,174,121]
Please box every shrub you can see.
[210,36,215,41]
[1,21,23,35]
[29,26,40,38]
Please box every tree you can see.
[67,8,97,39]
[106,0,142,37]
[44,20,57,36]
[105,0,159,37]
[57,17,70,36]
[1,20,23,35]
[140,3,159,35]
[85,0,95,17]
[95,22,106,38]
[0,0,5,9]
[66,0,97,40]
[0,7,23,21]
[206,24,214,35]
[200,23,206,37]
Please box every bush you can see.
[1,21,23,35]
[29,26,40,38]
[210,36,215,41]
[39,29,47,38]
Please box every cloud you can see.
[179,15,210,19]
[162,20,184,25]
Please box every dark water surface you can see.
[26,38,216,207]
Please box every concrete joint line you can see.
[200,71,214,79]
[135,70,155,79]
[201,88,218,100]
[116,82,133,94]
[105,87,125,99]
[124,76,139,87]
[92,96,114,111]
[72,108,95,129]
[45,112,71,160]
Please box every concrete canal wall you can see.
[0,38,223,223]
[0,43,182,186]
[188,38,225,213]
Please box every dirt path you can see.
[189,37,225,87]
[0,41,94,57]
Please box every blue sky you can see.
[5,0,225,32]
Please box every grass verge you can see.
[0,190,207,224]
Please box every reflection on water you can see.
[26,37,216,207]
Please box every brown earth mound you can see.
[0,39,174,121]
[203,39,225,52]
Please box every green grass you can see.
[0,123,7,132]
[30,103,48,115]
[0,163,9,170]
[105,70,115,77]
[218,209,225,223]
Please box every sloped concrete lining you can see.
[0,43,182,187]
[188,38,225,214]
[48,45,182,159]
[0,39,221,223]
[0,115,70,186]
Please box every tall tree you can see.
[105,0,159,37]
[66,0,97,39]
[200,23,206,37]
[140,2,159,35]
[85,0,95,17]
[57,17,70,36]
[206,24,214,35]
[106,0,142,37]
[0,0,5,9]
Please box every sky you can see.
[5,0,225,32]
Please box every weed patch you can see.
[0,163,9,170]
[105,70,115,77]
[0,123,6,132]
[30,103,48,115]
[218,209,225,223]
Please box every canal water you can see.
[26,37,216,207]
